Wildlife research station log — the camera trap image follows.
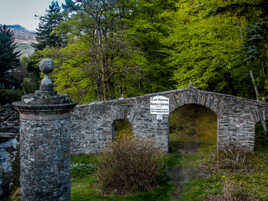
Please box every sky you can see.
[0,0,65,32]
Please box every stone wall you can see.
[71,85,268,154]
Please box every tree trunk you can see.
[238,18,268,135]
[249,70,268,134]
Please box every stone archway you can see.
[254,120,268,151]
[169,104,217,152]
[71,83,268,154]
[112,119,133,140]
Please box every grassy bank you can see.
[70,143,268,201]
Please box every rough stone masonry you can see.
[71,83,268,154]
[13,58,76,201]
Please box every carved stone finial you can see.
[189,81,193,87]
[36,58,56,96]
[188,81,196,89]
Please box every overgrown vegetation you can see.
[97,136,167,194]
[217,147,256,172]
[0,89,23,105]
[24,0,268,103]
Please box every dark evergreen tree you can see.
[62,0,80,16]
[35,0,64,50]
[0,24,20,77]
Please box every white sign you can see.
[150,96,169,115]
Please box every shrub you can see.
[217,146,256,172]
[0,89,23,105]
[206,176,258,201]
[21,77,38,94]
[97,136,167,195]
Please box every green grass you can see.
[70,143,268,201]
[71,154,175,201]
[70,144,218,201]
[71,168,174,201]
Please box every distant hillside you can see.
[7,25,36,43]
[6,25,36,58]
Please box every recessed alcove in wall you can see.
[112,119,132,140]
[169,104,217,152]
[255,121,268,152]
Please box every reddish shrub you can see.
[97,135,166,194]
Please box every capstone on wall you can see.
[70,85,268,154]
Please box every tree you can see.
[206,0,268,133]
[165,0,249,96]
[52,0,146,101]
[43,0,179,101]
[206,0,268,97]
[35,0,64,50]
[126,0,178,93]
[0,24,20,77]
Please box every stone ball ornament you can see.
[38,58,56,95]
[39,58,54,74]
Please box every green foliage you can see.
[21,77,38,94]
[52,0,149,101]
[0,89,23,105]
[244,21,268,97]
[35,0,64,50]
[165,1,251,96]
[29,0,268,102]
[126,0,177,93]
[52,39,95,103]
[0,25,20,76]
[30,0,179,102]
[205,0,268,97]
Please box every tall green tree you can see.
[166,0,250,96]
[244,21,268,98]
[126,0,177,93]
[0,24,20,77]
[206,0,268,132]
[35,0,64,50]
[52,0,146,101]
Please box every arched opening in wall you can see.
[112,119,132,140]
[169,104,217,153]
[255,121,268,152]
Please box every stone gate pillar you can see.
[13,58,76,201]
